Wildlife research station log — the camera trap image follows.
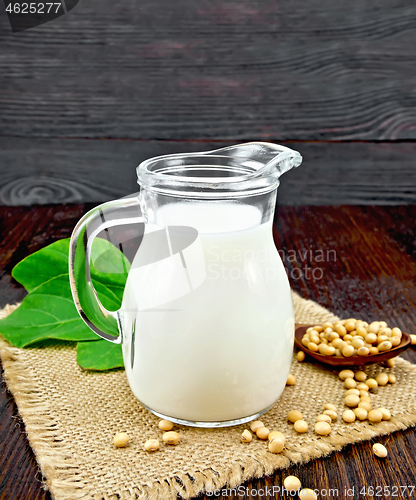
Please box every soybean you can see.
[345,388,360,396]
[335,325,347,336]
[268,431,285,442]
[163,431,180,445]
[345,394,360,407]
[375,373,389,386]
[314,421,331,435]
[379,341,392,352]
[358,401,372,412]
[268,435,285,453]
[368,410,383,423]
[345,377,357,389]
[373,443,388,458]
[342,410,356,423]
[294,420,309,433]
[297,351,306,362]
[365,333,378,344]
[339,369,354,380]
[241,430,252,443]
[300,489,318,500]
[368,322,380,334]
[354,408,368,420]
[256,427,270,440]
[323,410,337,421]
[352,338,364,349]
[158,420,174,431]
[284,475,302,492]
[356,326,368,338]
[377,335,389,344]
[355,371,367,382]
[316,414,332,424]
[342,345,355,357]
[308,342,319,352]
[345,321,356,332]
[366,379,378,390]
[288,410,303,423]
[286,374,296,386]
[318,344,328,355]
[250,421,264,433]
[392,327,402,337]
[386,358,396,368]
[377,408,391,421]
[113,432,129,448]
[144,439,160,452]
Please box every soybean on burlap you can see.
[1,292,416,500]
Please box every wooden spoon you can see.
[294,324,411,367]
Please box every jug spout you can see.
[137,141,302,198]
[210,142,302,179]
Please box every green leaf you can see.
[12,239,70,293]
[77,339,124,370]
[0,236,131,370]
[90,238,130,310]
[0,277,99,347]
[11,237,130,309]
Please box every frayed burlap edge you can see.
[1,295,416,500]
[0,304,90,500]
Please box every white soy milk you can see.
[121,202,294,423]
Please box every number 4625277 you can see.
[6,3,62,14]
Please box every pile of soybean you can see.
[301,319,403,357]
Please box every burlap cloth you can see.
[1,292,416,500]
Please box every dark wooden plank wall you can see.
[0,0,416,205]
[1,138,415,205]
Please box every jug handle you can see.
[69,197,143,344]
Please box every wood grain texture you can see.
[273,205,416,330]
[0,204,94,306]
[0,137,415,205]
[1,205,416,499]
[1,0,416,140]
[0,375,51,500]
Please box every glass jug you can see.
[69,142,302,427]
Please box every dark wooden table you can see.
[1,204,416,500]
